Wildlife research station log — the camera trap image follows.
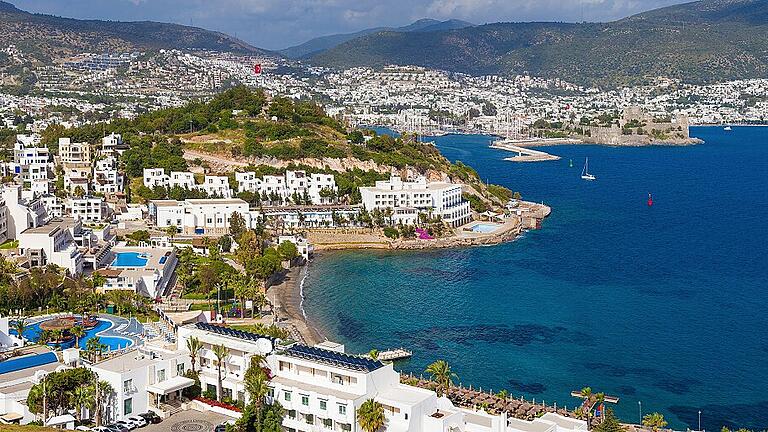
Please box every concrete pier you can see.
[490,140,561,162]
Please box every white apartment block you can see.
[360,175,471,227]
[149,198,257,235]
[93,156,124,195]
[12,134,51,182]
[68,196,109,222]
[267,342,512,432]
[169,171,195,189]
[101,132,125,156]
[177,322,277,403]
[18,218,84,275]
[90,345,192,423]
[2,185,50,240]
[261,206,359,229]
[64,171,90,196]
[235,171,261,193]
[236,170,337,204]
[58,138,92,165]
[201,175,232,198]
[143,168,169,188]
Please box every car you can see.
[91,427,111,432]
[115,420,136,431]
[126,416,148,428]
[137,412,162,424]
[75,427,92,432]
[104,425,128,432]
[213,425,227,432]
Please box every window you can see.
[338,404,347,415]
[267,387,274,398]
[319,400,327,410]
[124,398,132,415]
[284,391,292,402]
[207,384,216,394]
[177,363,185,376]
[305,414,314,425]
[123,379,132,393]
[323,418,333,428]
[157,369,166,382]
[301,395,309,406]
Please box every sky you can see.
[9,0,691,50]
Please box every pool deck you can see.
[23,313,144,347]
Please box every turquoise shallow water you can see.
[303,126,768,430]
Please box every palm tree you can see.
[244,355,269,407]
[186,337,203,373]
[212,344,230,402]
[579,387,594,429]
[13,317,26,347]
[642,412,668,432]
[71,325,85,348]
[357,398,386,432]
[368,349,379,360]
[71,385,93,422]
[425,360,457,397]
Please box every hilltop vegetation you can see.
[312,0,768,87]
[39,86,515,206]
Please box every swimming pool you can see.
[112,252,149,267]
[471,223,502,233]
[11,318,133,350]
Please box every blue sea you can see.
[303,126,768,430]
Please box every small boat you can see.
[569,159,573,168]
[647,193,653,207]
[581,158,596,181]
[724,126,732,131]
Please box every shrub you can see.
[383,227,400,239]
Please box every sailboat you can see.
[581,158,596,181]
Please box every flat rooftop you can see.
[93,348,176,373]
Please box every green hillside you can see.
[0,0,269,63]
[312,0,768,86]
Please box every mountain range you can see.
[2,0,768,87]
[278,18,473,59]
[310,0,768,86]
[0,0,268,62]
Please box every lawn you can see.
[0,239,19,249]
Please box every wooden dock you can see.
[378,348,413,361]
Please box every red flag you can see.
[254,64,262,74]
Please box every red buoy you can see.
[647,193,653,207]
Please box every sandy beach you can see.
[267,265,325,345]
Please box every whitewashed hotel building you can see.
[359,175,471,227]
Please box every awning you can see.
[46,414,76,426]
[0,412,24,423]
[147,376,195,395]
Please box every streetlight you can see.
[638,401,642,423]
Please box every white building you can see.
[11,134,51,183]
[68,196,110,223]
[360,175,471,227]
[143,168,169,189]
[200,175,232,198]
[169,171,195,190]
[0,349,65,425]
[2,185,50,240]
[58,138,91,165]
[18,218,84,275]
[101,133,125,156]
[177,322,277,403]
[93,156,124,195]
[267,342,512,432]
[90,345,192,422]
[235,171,261,193]
[149,198,257,236]
[235,170,337,205]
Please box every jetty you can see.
[378,348,413,361]
[490,140,561,162]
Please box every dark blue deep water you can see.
[303,127,768,430]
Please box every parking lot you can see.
[142,410,235,432]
